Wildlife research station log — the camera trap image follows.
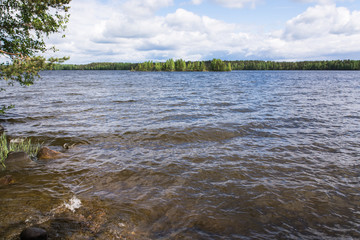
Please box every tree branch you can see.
[0,49,26,59]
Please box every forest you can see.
[51,62,136,70]
[51,59,360,71]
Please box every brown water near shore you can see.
[0,71,359,239]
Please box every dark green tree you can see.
[210,59,229,71]
[0,0,71,113]
[175,59,186,71]
[154,62,162,71]
[200,61,207,71]
[186,61,194,71]
[163,59,175,71]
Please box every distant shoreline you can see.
[52,59,360,71]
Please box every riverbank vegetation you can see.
[52,59,360,71]
[0,133,42,168]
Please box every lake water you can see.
[0,70,359,239]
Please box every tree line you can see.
[51,59,360,71]
[229,60,360,70]
[51,59,231,71]
[51,62,136,70]
[134,59,231,72]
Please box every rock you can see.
[0,124,4,134]
[63,143,76,150]
[5,152,35,170]
[20,227,48,240]
[37,147,63,160]
[0,175,14,185]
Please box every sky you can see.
[46,0,360,63]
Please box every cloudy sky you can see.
[47,0,360,63]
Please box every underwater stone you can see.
[5,152,34,170]
[0,175,14,185]
[37,147,63,160]
[20,227,48,240]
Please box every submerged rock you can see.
[37,147,64,160]
[20,227,48,240]
[63,143,76,150]
[0,175,14,185]
[5,152,35,170]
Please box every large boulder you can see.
[5,152,35,171]
[20,227,48,240]
[37,147,64,160]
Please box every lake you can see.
[0,70,359,239]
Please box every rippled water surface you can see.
[1,70,360,239]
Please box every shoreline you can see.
[51,59,360,71]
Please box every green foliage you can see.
[52,59,360,72]
[164,59,175,71]
[175,59,186,71]
[53,62,137,70]
[229,60,360,70]
[0,133,42,168]
[133,59,210,72]
[186,61,194,71]
[210,59,231,71]
[0,105,14,114]
[0,0,71,113]
[154,62,162,71]
[0,134,8,168]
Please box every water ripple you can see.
[0,71,359,239]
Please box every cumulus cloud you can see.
[212,0,260,8]
[122,0,173,17]
[262,4,360,60]
[283,4,360,40]
[46,0,360,63]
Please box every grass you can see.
[0,133,42,169]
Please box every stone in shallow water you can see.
[37,147,63,160]
[5,152,35,170]
[20,227,48,240]
[0,175,14,185]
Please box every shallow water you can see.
[0,70,360,239]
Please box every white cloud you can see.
[283,4,360,40]
[293,0,344,4]
[46,0,360,63]
[212,0,260,8]
[122,0,173,17]
[191,0,203,4]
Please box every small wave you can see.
[213,102,235,107]
[230,108,257,113]
[121,123,278,145]
[112,100,137,103]
[344,115,360,119]
[159,114,213,122]
[65,93,83,96]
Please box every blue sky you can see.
[47,0,360,63]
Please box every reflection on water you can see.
[0,71,360,239]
